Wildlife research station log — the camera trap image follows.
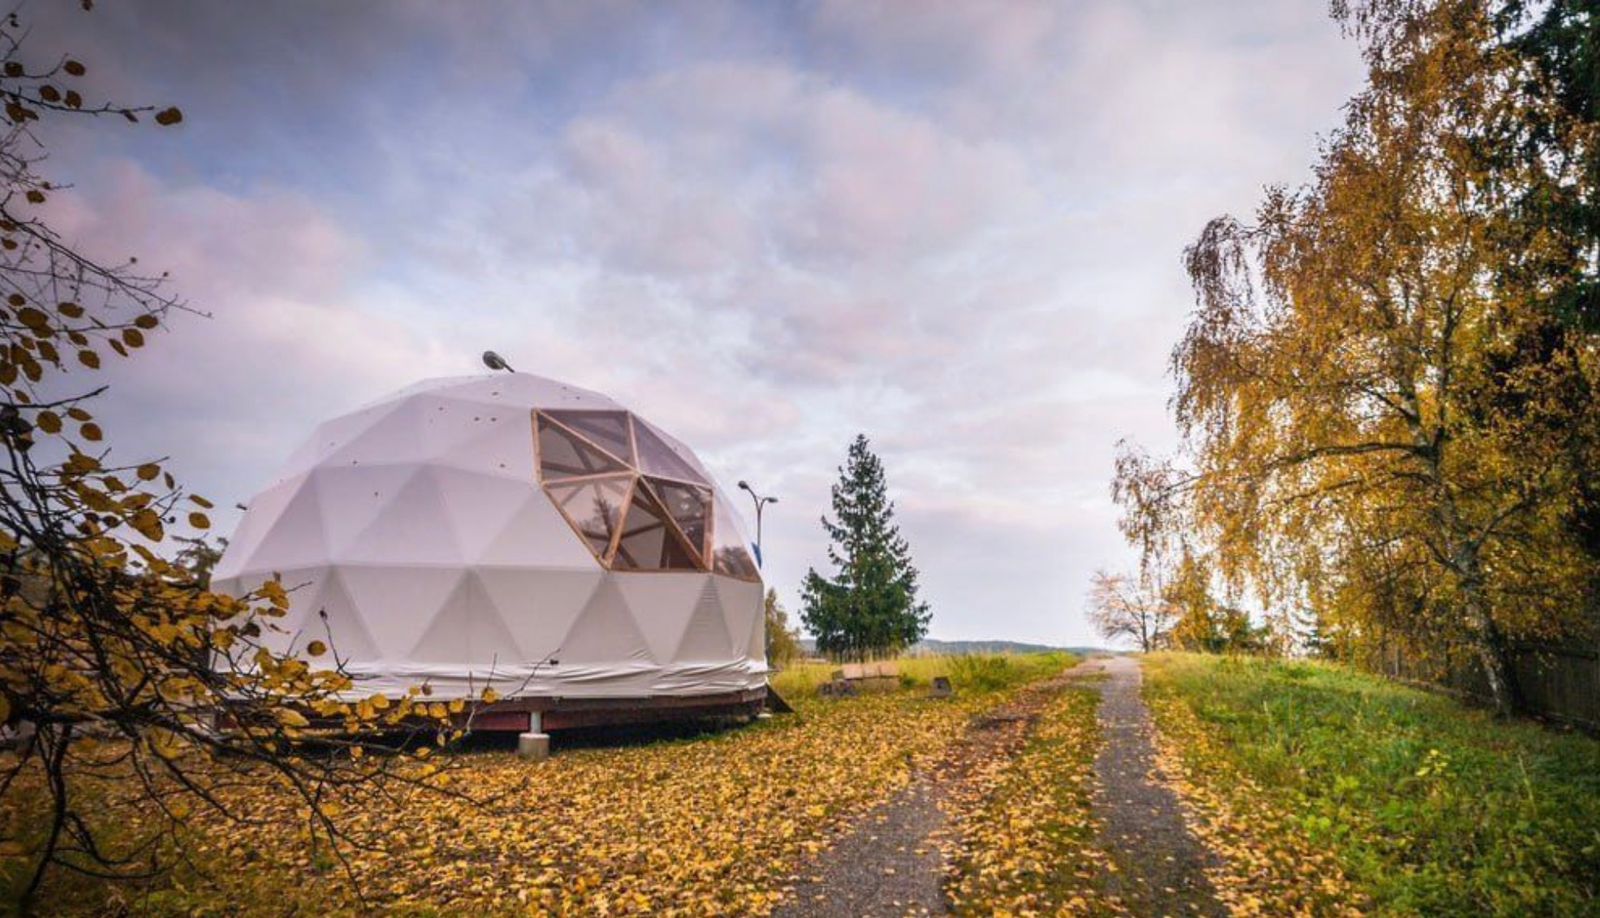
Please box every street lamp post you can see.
[736,480,777,567]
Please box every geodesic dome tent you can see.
[211,373,766,715]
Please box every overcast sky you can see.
[28,1,1365,647]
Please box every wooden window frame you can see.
[533,409,725,575]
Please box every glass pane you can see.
[632,419,705,484]
[713,544,760,580]
[545,409,634,465]
[660,532,699,570]
[537,414,628,480]
[614,484,702,571]
[711,502,760,580]
[613,491,667,570]
[646,477,711,559]
[545,475,631,559]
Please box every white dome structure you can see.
[212,373,767,726]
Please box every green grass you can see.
[770,651,1077,699]
[1144,652,1600,916]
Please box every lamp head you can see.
[482,350,514,373]
[738,480,751,491]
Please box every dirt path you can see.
[1087,655,1225,916]
[773,657,1223,917]
[772,672,1082,918]
[773,778,949,917]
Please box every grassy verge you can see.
[941,684,1121,916]
[1143,652,1600,916]
[5,653,1074,915]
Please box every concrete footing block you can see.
[517,732,551,760]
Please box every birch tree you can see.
[1116,0,1599,714]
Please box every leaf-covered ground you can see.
[1142,653,1600,917]
[25,651,1594,916]
[940,679,1121,916]
[9,655,1077,916]
[772,663,1116,917]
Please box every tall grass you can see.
[1144,652,1600,915]
[770,651,1075,699]
[769,660,836,698]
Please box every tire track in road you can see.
[772,671,1084,917]
[1088,655,1226,916]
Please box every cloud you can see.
[809,0,1066,86]
[37,161,450,498]
[16,0,1368,646]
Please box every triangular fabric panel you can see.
[303,568,382,661]
[338,565,465,659]
[712,576,764,660]
[278,398,408,478]
[614,573,715,662]
[339,466,466,565]
[744,594,766,663]
[216,474,307,579]
[673,578,735,662]
[243,479,329,572]
[438,374,600,411]
[557,577,655,664]
[422,395,534,480]
[475,486,600,570]
[544,409,634,465]
[416,394,505,454]
[409,570,526,664]
[320,397,432,469]
[311,464,421,560]
[476,568,603,663]
[427,467,539,562]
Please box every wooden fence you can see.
[1370,639,1600,732]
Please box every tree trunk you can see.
[1460,576,1521,717]
[1421,410,1522,717]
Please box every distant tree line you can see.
[1110,0,1600,716]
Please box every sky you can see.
[25,0,1366,648]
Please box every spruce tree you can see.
[801,434,931,660]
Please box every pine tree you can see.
[801,434,931,660]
